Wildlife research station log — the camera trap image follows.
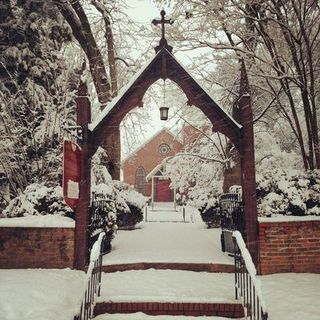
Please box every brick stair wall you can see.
[94,302,244,318]
[259,219,320,274]
[0,227,75,268]
[102,262,234,273]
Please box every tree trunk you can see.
[56,0,111,106]
[90,1,118,97]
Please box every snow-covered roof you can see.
[88,47,242,133]
[89,51,161,132]
[145,157,172,181]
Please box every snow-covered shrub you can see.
[90,148,122,252]
[183,185,221,228]
[257,169,320,216]
[199,202,221,228]
[113,181,148,229]
[2,183,72,218]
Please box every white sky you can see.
[121,0,185,157]
[126,0,161,23]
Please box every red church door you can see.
[155,179,172,202]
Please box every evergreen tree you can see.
[0,0,74,204]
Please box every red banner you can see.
[63,140,82,209]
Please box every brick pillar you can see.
[238,62,259,266]
[74,82,91,269]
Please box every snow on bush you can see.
[2,183,72,218]
[257,169,320,216]
[90,148,121,252]
[113,180,148,229]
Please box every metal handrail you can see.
[233,231,268,320]
[75,232,106,320]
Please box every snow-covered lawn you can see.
[104,221,232,265]
[0,269,86,320]
[260,273,320,320]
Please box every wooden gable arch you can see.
[88,47,242,157]
[74,40,258,270]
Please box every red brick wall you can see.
[0,227,75,269]
[123,130,183,196]
[259,219,320,274]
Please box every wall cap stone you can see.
[0,215,75,228]
[258,216,320,224]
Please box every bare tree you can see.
[56,0,112,105]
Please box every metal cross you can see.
[152,10,174,40]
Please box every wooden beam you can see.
[74,82,91,270]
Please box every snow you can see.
[90,231,106,262]
[259,273,320,320]
[0,269,86,320]
[0,210,319,320]
[95,314,235,320]
[0,215,75,228]
[98,270,236,303]
[233,231,267,312]
[103,216,232,265]
[258,215,320,223]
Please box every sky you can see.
[120,0,185,157]
[126,0,161,23]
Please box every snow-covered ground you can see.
[1,269,319,320]
[0,269,86,320]
[260,273,320,320]
[97,270,320,320]
[1,208,319,320]
[104,220,232,265]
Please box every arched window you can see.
[135,166,146,195]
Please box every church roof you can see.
[145,157,171,181]
[122,128,182,163]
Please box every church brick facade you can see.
[123,129,183,200]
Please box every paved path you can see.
[103,207,232,266]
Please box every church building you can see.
[122,129,183,202]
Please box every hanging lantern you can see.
[160,106,169,120]
[160,79,169,120]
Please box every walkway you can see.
[102,206,233,268]
[96,207,242,319]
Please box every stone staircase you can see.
[92,264,244,319]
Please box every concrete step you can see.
[94,302,244,318]
[101,262,234,273]
[96,269,242,318]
